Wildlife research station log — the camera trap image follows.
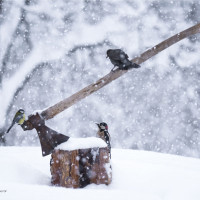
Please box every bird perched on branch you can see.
[96,122,111,158]
[106,49,140,71]
[7,109,25,133]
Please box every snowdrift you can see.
[1,147,200,200]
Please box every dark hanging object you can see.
[21,113,69,156]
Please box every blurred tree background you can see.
[1,0,200,158]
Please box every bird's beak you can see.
[95,123,100,129]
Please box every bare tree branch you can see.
[0,62,49,142]
[40,23,200,121]
[0,40,113,140]
[0,0,3,15]
[67,40,113,55]
[0,7,32,86]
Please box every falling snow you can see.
[1,1,200,159]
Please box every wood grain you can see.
[50,147,112,188]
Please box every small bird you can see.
[106,49,140,71]
[7,109,25,133]
[96,122,111,158]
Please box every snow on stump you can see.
[50,137,112,188]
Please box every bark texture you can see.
[50,147,112,188]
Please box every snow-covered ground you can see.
[1,147,200,200]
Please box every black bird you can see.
[96,122,111,158]
[107,49,140,71]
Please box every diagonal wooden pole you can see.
[40,23,200,120]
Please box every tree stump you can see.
[50,137,112,188]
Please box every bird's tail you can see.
[6,123,14,133]
[129,62,141,69]
[120,62,141,70]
